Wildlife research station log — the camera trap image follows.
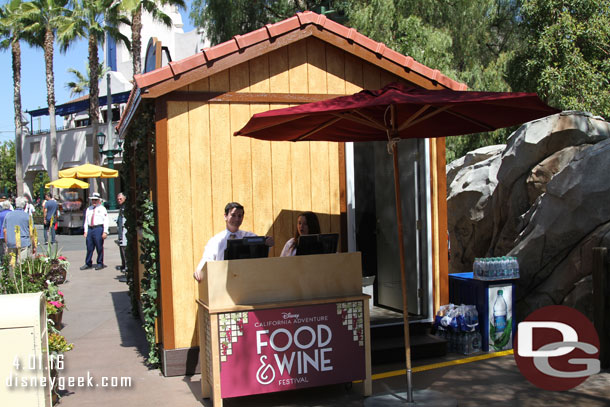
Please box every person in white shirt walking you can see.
[193,202,274,281]
[80,192,109,270]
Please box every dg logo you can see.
[514,305,601,391]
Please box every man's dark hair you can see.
[224,202,244,215]
[45,193,52,199]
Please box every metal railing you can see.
[31,126,69,135]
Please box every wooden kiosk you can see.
[118,10,457,376]
[197,252,371,405]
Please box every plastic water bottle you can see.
[512,257,520,278]
[469,306,479,332]
[500,257,508,278]
[481,258,488,278]
[490,258,498,279]
[471,330,482,353]
[493,290,507,338]
[458,333,467,354]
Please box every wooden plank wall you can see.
[163,38,410,349]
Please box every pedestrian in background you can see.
[24,194,36,217]
[2,197,32,262]
[116,192,127,272]
[0,200,11,259]
[0,193,13,211]
[80,193,108,270]
[43,192,59,245]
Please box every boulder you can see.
[447,111,610,320]
[446,144,505,187]
[525,145,589,205]
[447,149,503,272]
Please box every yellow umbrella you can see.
[58,163,118,179]
[45,178,90,189]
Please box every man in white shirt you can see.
[193,202,274,281]
[80,193,109,270]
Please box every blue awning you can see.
[27,91,132,117]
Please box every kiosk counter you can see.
[197,252,371,406]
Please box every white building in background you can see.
[21,6,207,205]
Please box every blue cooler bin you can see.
[449,272,516,352]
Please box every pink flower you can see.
[58,291,64,297]
[49,300,64,309]
[58,256,67,261]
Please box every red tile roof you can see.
[118,11,466,136]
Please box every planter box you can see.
[49,310,63,330]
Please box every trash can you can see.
[449,272,516,352]
[0,292,52,406]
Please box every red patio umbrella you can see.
[236,82,560,402]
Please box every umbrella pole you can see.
[391,142,414,403]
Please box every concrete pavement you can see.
[49,233,610,406]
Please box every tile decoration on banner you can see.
[219,312,248,362]
[337,301,364,346]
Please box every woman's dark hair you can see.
[291,211,321,249]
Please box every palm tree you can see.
[0,0,26,196]
[20,0,72,194]
[65,66,88,97]
[65,62,108,97]
[60,0,129,174]
[121,0,185,77]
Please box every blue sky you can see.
[0,1,196,143]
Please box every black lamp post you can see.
[96,132,123,210]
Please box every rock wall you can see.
[447,111,610,320]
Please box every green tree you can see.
[344,0,523,162]
[0,140,17,195]
[120,0,186,77]
[32,171,50,201]
[20,0,72,194]
[60,0,129,175]
[191,0,345,45]
[507,0,610,118]
[0,0,26,196]
[65,62,108,97]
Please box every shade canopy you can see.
[58,163,118,179]
[235,83,561,142]
[45,178,89,189]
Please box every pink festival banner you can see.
[218,301,366,398]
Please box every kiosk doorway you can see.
[352,138,432,321]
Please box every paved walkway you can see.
[50,234,610,406]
